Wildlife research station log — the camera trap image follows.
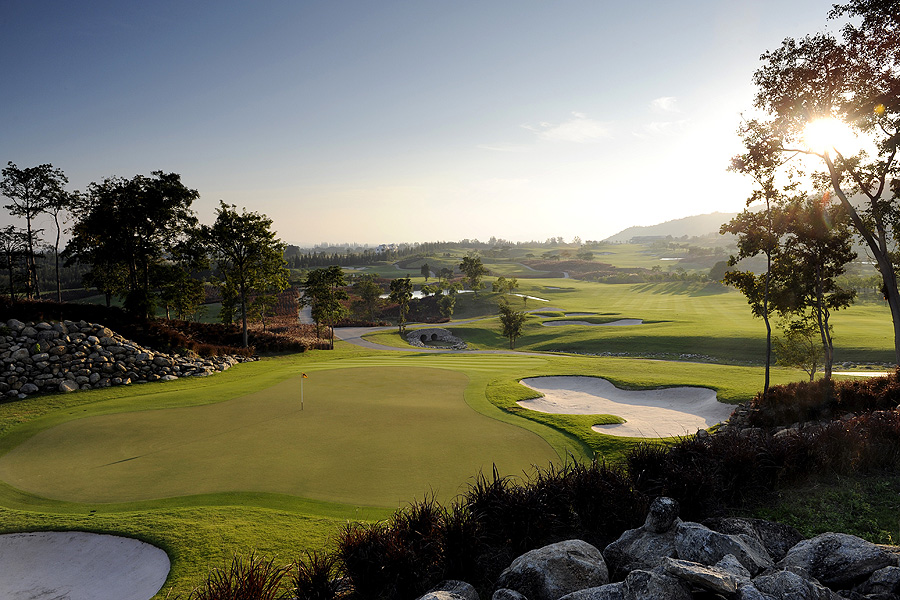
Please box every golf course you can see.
[0,269,895,597]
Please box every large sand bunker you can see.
[518,376,733,438]
[0,531,170,600]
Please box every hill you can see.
[603,211,738,243]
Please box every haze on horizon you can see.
[1,1,841,247]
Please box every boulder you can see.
[59,380,80,393]
[623,568,691,600]
[704,516,804,562]
[853,565,900,596]
[19,383,38,395]
[674,521,773,575]
[662,556,741,595]
[6,319,25,331]
[418,580,479,600]
[779,532,897,588]
[492,589,527,600]
[557,583,626,600]
[496,539,609,600]
[752,568,840,599]
[643,497,679,533]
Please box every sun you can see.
[802,118,860,155]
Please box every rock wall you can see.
[420,497,900,600]
[0,319,254,399]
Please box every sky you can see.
[1,0,843,247]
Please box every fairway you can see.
[0,365,558,508]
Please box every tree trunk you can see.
[54,220,62,302]
[239,282,248,348]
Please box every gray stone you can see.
[496,539,609,600]
[492,590,527,600]
[11,348,29,361]
[753,569,840,599]
[704,517,805,562]
[736,583,775,599]
[418,580,479,600]
[36,330,59,341]
[7,319,25,331]
[674,521,773,575]
[19,383,39,394]
[31,352,49,362]
[20,326,38,337]
[603,521,679,580]
[557,583,626,600]
[644,497,679,533]
[59,380,80,393]
[34,322,52,330]
[853,565,900,596]
[779,532,897,588]
[715,553,752,579]
[662,556,740,595]
[623,569,692,600]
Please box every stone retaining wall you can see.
[405,327,467,350]
[0,318,254,399]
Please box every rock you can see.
[20,326,38,337]
[714,553,752,579]
[11,349,29,361]
[36,330,59,341]
[7,319,25,331]
[623,568,692,600]
[19,383,38,395]
[644,497,679,533]
[674,521,773,575]
[418,580,479,600]
[59,380,80,393]
[853,565,900,596]
[603,518,679,580]
[662,556,741,595]
[704,517,804,562]
[492,590,527,600]
[779,532,897,588]
[496,539,609,600]
[557,583,626,600]
[752,569,840,599]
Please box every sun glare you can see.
[802,118,859,155]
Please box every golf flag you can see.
[302,373,308,378]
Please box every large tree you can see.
[204,202,289,347]
[351,273,382,322]
[498,299,527,349]
[459,255,487,295]
[744,0,900,363]
[301,265,348,349]
[66,171,200,317]
[1,162,69,299]
[389,276,413,334]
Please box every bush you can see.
[186,553,291,600]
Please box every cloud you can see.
[650,97,679,113]
[477,143,530,153]
[524,112,612,143]
[633,119,690,138]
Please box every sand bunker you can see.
[518,376,733,438]
[0,531,170,600]
[541,318,643,327]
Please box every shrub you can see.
[292,551,343,600]
[186,553,291,600]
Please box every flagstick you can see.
[301,376,304,411]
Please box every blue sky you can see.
[1,1,839,246]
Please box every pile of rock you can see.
[406,327,467,350]
[0,318,254,399]
[418,497,900,600]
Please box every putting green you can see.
[0,365,558,508]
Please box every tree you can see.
[0,226,27,300]
[498,299,527,349]
[302,265,348,348]
[204,202,289,347]
[438,294,456,318]
[66,171,200,317]
[1,162,68,298]
[389,276,413,334]
[420,263,430,281]
[745,0,900,364]
[774,318,825,381]
[438,267,454,282]
[492,276,508,293]
[775,198,857,379]
[44,188,79,302]
[459,255,487,295]
[352,273,382,321]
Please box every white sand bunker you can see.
[542,318,643,327]
[0,531,170,600]
[518,376,733,438]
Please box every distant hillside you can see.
[604,211,737,243]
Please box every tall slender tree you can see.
[0,226,27,301]
[203,202,289,347]
[1,162,68,299]
[389,276,413,334]
[302,265,348,348]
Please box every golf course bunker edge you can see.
[0,531,170,600]
[518,376,734,438]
